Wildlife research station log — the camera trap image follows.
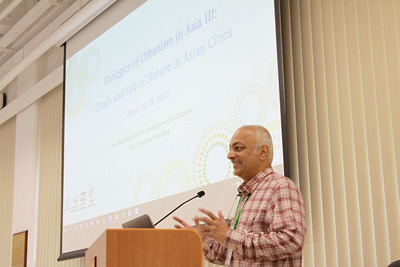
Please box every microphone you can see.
[153,191,205,226]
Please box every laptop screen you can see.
[122,214,155,229]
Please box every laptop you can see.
[122,214,155,229]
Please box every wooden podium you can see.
[84,229,203,267]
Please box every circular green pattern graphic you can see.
[65,45,102,115]
[66,73,85,115]
[132,172,157,205]
[67,51,85,76]
[84,46,101,82]
[192,121,234,186]
[157,161,191,198]
[234,82,269,126]
[265,56,280,116]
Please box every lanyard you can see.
[231,170,270,230]
[233,194,250,230]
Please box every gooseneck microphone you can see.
[153,191,205,226]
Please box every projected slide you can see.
[63,0,283,254]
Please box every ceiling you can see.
[0,0,120,123]
[0,0,79,68]
[0,0,119,111]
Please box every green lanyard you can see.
[233,195,250,230]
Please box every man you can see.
[173,125,306,266]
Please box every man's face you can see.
[227,127,263,183]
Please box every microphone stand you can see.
[154,192,204,226]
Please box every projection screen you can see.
[61,0,287,259]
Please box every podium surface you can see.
[85,229,203,267]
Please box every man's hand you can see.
[195,208,230,244]
[173,216,202,236]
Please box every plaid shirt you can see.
[202,167,306,266]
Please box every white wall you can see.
[12,103,39,267]
[9,46,64,267]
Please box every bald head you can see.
[240,125,274,166]
[227,125,274,182]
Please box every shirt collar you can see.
[237,167,273,196]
